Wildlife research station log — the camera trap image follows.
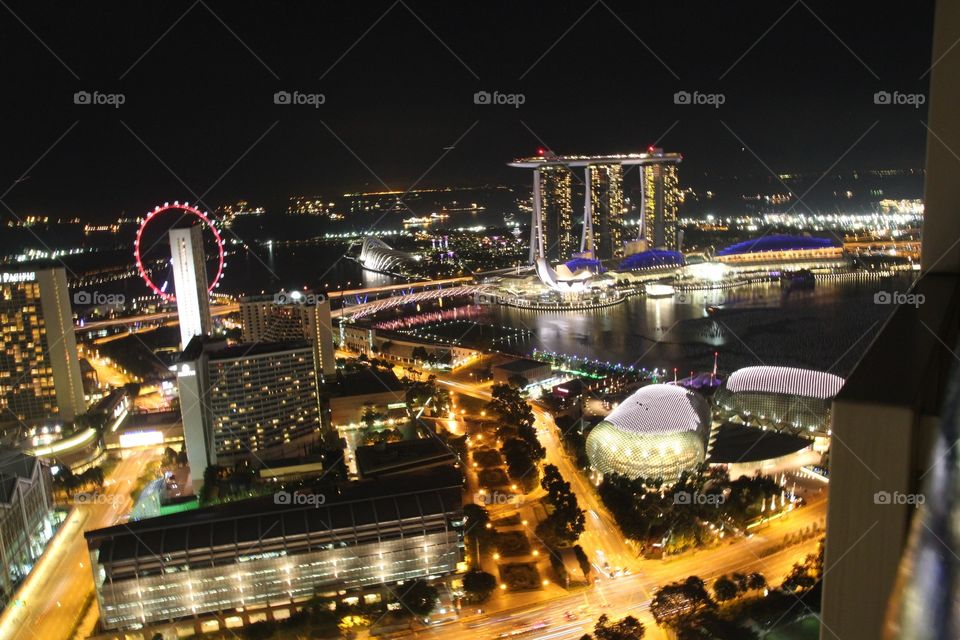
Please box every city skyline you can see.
[0,3,956,640]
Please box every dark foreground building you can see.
[85,471,464,631]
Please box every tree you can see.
[593,614,645,640]
[712,576,739,603]
[462,570,497,601]
[463,503,490,528]
[412,346,429,363]
[361,406,386,429]
[398,579,438,617]
[746,572,767,592]
[574,545,592,578]
[501,438,538,488]
[162,447,177,466]
[507,374,528,389]
[241,621,276,640]
[650,576,716,626]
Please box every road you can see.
[0,448,159,640]
[434,372,827,638]
[420,533,821,640]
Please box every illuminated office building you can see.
[86,473,464,631]
[239,294,336,379]
[176,338,322,491]
[642,155,681,250]
[0,265,86,427]
[588,163,626,259]
[169,226,212,350]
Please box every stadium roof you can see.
[602,384,710,436]
[716,234,840,256]
[725,366,844,400]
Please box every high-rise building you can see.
[589,164,626,260]
[169,226,212,350]
[0,448,54,608]
[176,338,322,491]
[509,150,681,267]
[642,156,681,250]
[239,294,336,379]
[0,265,86,428]
[532,165,574,263]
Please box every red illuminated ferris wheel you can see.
[134,202,225,302]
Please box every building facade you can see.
[85,481,463,631]
[169,226,212,349]
[713,365,844,436]
[642,157,681,250]
[239,294,336,378]
[538,165,575,262]
[0,266,86,428]
[177,339,322,489]
[0,449,54,606]
[589,163,626,260]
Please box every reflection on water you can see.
[484,274,915,377]
[222,244,401,296]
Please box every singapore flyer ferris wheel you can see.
[134,201,225,302]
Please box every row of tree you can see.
[487,383,544,492]
[536,464,586,548]
[650,541,823,637]
[598,465,781,554]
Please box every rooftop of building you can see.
[327,366,405,396]
[600,384,711,436]
[509,149,682,168]
[0,260,63,274]
[724,366,845,400]
[355,437,457,477]
[85,468,463,562]
[716,234,841,257]
[180,335,312,362]
[707,423,812,464]
[0,447,40,504]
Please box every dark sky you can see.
[0,1,936,221]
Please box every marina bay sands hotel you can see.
[509,149,682,264]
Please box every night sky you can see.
[0,1,936,221]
